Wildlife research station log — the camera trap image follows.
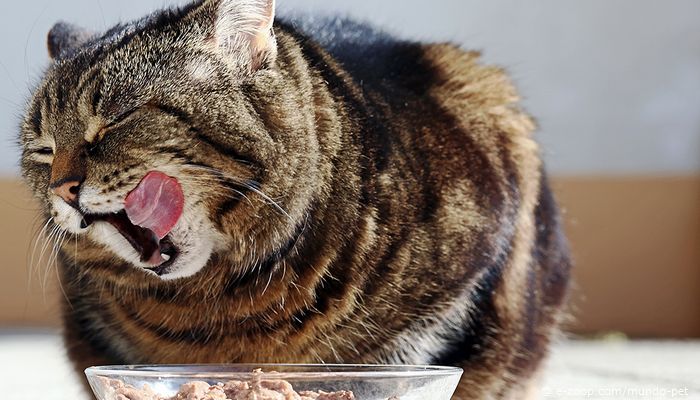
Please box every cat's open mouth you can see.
[83,170,185,275]
[83,211,179,275]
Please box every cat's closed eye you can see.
[29,146,54,163]
[34,147,54,155]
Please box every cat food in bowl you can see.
[85,364,463,400]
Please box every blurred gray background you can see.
[1,0,699,175]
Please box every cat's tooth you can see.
[161,253,171,262]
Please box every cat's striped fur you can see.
[20,1,570,398]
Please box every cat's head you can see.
[20,0,324,280]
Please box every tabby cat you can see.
[20,0,571,398]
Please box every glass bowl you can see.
[85,364,463,400]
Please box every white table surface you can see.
[1,331,699,400]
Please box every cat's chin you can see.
[86,216,218,281]
[144,239,215,280]
[150,230,218,280]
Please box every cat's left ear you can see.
[208,0,277,73]
[47,22,94,59]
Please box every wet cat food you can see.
[101,369,361,400]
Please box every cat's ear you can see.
[207,0,277,72]
[47,22,94,59]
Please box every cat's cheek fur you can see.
[51,197,87,234]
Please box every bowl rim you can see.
[85,364,463,379]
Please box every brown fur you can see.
[19,1,570,398]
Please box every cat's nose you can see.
[51,178,83,205]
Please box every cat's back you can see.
[281,15,532,140]
[279,15,413,86]
[283,14,541,244]
[282,15,539,229]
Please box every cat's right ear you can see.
[47,22,94,59]
[201,0,277,74]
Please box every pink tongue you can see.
[125,171,184,240]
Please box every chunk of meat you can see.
[96,370,387,400]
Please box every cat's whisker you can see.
[26,214,43,281]
[74,232,79,264]
[44,227,69,294]
[37,224,61,293]
[33,223,53,283]
[239,182,292,221]
[176,176,252,203]
[181,164,294,223]
[0,59,22,95]
[28,217,53,288]
[23,3,49,90]
[178,176,256,207]
[53,232,74,309]
[261,263,275,295]
[39,227,59,297]
[37,221,59,286]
